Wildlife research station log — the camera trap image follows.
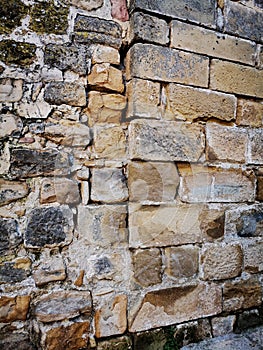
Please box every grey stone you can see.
[0,218,21,256]
[0,332,36,350]
[71,0,103,11]
[235,310,263,333]
[0,179,29,206]
[33,255,66,286]
[0,257,31,284]
[0,78,23,102]
[44,82,86,107]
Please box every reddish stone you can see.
[111,0,129,22]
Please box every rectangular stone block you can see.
[129,120,205,162]
[165,245,199,278]
[44,82,86,106]
[248,129,263,164]
[0,179,29,206]
[0,78,23,102]
[0,295,30,323]
[171,20,256,65]
[243,242,263,274]
[236,99,263,127]
[88,63,124,93]
[210,60,263,98]
[127,44,209,87]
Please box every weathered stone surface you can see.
[74,32,122,49]
[45,322,90,350]
[0,0,28,34]
[0,40,36,66]
[25,206,73,248]
[248,129,263,164]
[128,161,179,202]
[92,45,120,65]
[212,315,235,337]
[81,181,89,205]
[130,0,216,26]
[97,336,132,350]
[179,165,256,203]
[44,82,86,107]
[236,100,263,127]
[206,123,248,163]
[0,78,23,102]
[127,44,209,87]
[110,0,129,22]
[0,332,36,350]
[165,245,199,278]
[40,178,80,204]
[91,168,128,203]
[129,284,222,332]
[223,278,262,312]
[0,257,31,284]
[88,64,124,93]
[243,242,263,273]
[210,60,263,98]
[0,179,29,206]
[133,328,168,350]
[95,294,127,337]
[129,120,205,162]
[0,218,21,256]
[16,99,52,119]
[0,295,30,322]
[235,310,263,333]
[199,209,225,241]
[164,84,236,122]
[257,176,263,200]
[44,44,91,75]
[201,244,242,280]
[129,204,203,248]
[71,0,103,11]
[130,12,169,45]
[33,255,66,286]
[9,148,71,178]
[171,20,256,65]
[0,114,23,139]
[93,125,126,159]
[132,248,162,287]
[34,291,92,322]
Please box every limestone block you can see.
[33,255,66,286]
[81,181,89,205]
[44,82,86,106]
[0,257,31,284]
[88,64,124,93]
[243,242,263,273]
[0,114,22,139]
[0,218,21,256]
[40,178,80,204]
[0,179,29,206]
[0,78,23,102]
[165,245,199,278]
[248,129,263,164]
[0,295,30,322]
[92,45,120,65]
[16,100,52,119]
[212,315,236,337]
[236,99,263,127]
[94,125,126,159]
[0,40,36,67]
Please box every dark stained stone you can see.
[0,258,31,284]
[0,218,21,256]
[44,82,86,106]
[0,0,28,34]
[94,257,112,274]
[0,179,29,206]
[97,336,132,350]
[0,332,36,350]
[236,208,263,237]
[0,40,36,66]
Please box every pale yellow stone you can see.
[236,99,263,127]
[88,64,124,93]
[92,45,120,65]
[94,125,126,160]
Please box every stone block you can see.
[0,295,30,322]
[248,129,263,164]
[0,40,36,67]
[0,0,28,34]
[0,114,22,139]
[0,78,23,102]
[40,178,80,204]
[92,45,120,65]
[236,99,263,127]
[44,82,86,106]
[212,315,236,337]
[93,125,126,159]
[257,176,263,200]
[129,120,205,162]
[128,161,179,202]
[0,218,21,256]
[0,257,31,284]
[201,244,242,281]
[33,255,66,286]
[243,242,263,274]
[88,64,124,93]
[199,209,225,241]
[0,332,35,350]
[0,179,29,206]
[16,99,52,119]
[97,336,132,350]
[110,0,129,22]
[210,60,263,98]
[71,0,103,11]
[127,44,209,87]
[165,245,199,278]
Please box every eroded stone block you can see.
[0,179,29,206]
[0,295,30,322]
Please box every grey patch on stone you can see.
[0,261,29,283]
[0,332,36,350]
[236,208,263,237]
[94,257,112,274]
[0,218,21,256]
[44,82,86,107]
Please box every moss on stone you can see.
[0,0,29,34]
[0,40,36,66]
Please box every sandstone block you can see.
[88,64,124,93]
[248,129,263,164]
[0,114,23,139]
[201,244,242,280]
[44,82,86,106]
[128,161,179,202]
[212,315,236,337]
[243,242,263,274]
[97,336,132,350]
[71,0,103,11]
[199,209,225,241]
[127,44,209,87]
[0,295,30,322]
[129,120,205,162]
[0,257,31,284]
[92,45,120,65]
[210,60,263,98]
[129,283,222,332]
[93,125,126,159]
[236,99,263,127]
[0,0,28,34]
[34,291,92,322]
[0,179,29,206]
[40,178,80,204]
[0,78,23,102]
[33,255,66,286]
[257,176,263,200]
[0,218,21,256]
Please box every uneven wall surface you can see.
[0,0,263,349]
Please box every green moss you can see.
[0,0,29,34]
[0,40,36,66]
[29,1,69,34]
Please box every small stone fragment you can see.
[248,129,263,164]
[0,257,31,284]
[0,332,35,350]
[199,209,225,241]
[0,114,22,139]
[243,242,263,273]
[33,255,66,286]
[212,315,236,337]
[92,45,120,65]
[40,178,80,204]
[0,40,36,66]
[97,336,132,350]
[236,99,263,127]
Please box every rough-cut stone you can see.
[236,100,263,127]
[0,295,30,322]
[130,12,169,45]
[0,332,36,350]
[129,204,203,248]
[206,123,248,163]
[16,99,52,119]
[93,125,126,159]
[201,244,243,280]
[9,148,71,178]
[132,248,162,287]
[110,0,129,22]
[45,322,90,350]
[0,179,29,206]
[164,84,236,122]
[129,284,222,332]
[71,0,103,11]
[211,315,236,337]
[88,64,124,93]
[91,168,128,203]
[95,294,127,337]
[210,60,263,98]
[165,245,199,278]
[0,218,21,256]
[0,40,36,66]
[171,20,256,65]
[0,257,31,284]
[81,181,89,205]
[248,129,263,164]
[34,291,92,322]
[132,328,168,350]
[199,209,225,241]
[223,278,262,312]
[44,82,86,106]
[179,165,255,203]
[127,44,209,87]
[97,336,132,350]
[243,242,263,273]
[40,178,80,204]
[25,206,73,248]
[0,0,28,34]
[92,45,120,65]
[257,177,263,200]
[0,114,22,139]
[128,161,179,202]
[129,120,205,162]
[33,255,66,286]
[235,310,263,333]
[0,78,23,102]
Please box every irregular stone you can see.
[94,125,126,159]
[165,245,199,278]
[243,242,263,273]
[0,295,30,322]
[127,44,209,87]
[0,78,23,102]
[212,315,236,337]
[206,123,248,163]
[236,99,263,127]
[9,148,71,179]
[45,322,90,350]
[33,255,66,286]
[40,178,80,204]
[128,161,179,202]
[92,45,120,65]
[34,290,92,322]
[257,177,263,200]
[129,284,222,332]
[80,181,89,205]
[91,168,128,203]
[132,328,168,350]
[97,336,132,350]
[235,310,263,333]
[0,0,28,34]
[129,204,203,248]
[0,179,29,206]
[44,82,86,107]
[110,0,129,22]
[71,0,103,11]
[201,244,242,280]
[0,40,36,66]
[16,99,52,119]
[0,332,36,350]
[0,114,22,139]
[0,143,10,175]
[0,257,31,284]
[129,120,205,162]
[95,294,127,337]
[132,248,162,287]
[199,209,225,241]
[88,64,124,93]
[0,218,21,256]
[25,206,73,248]
[248,129,263,164]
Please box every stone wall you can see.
[0,0,262,349]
